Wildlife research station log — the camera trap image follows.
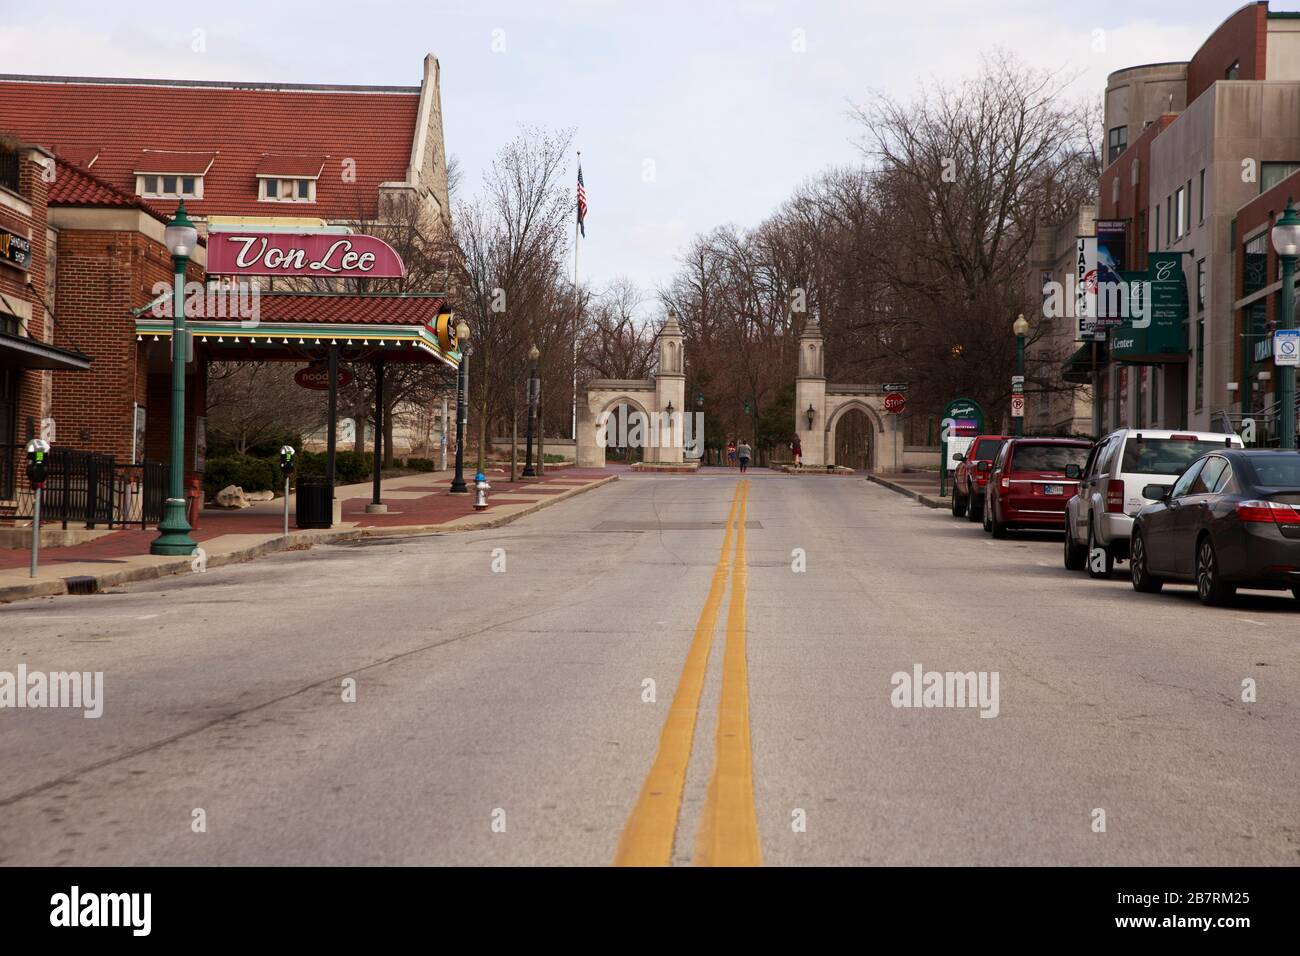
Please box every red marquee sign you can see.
[208,232,406,279]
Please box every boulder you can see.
[245,490,275,502]
[214,485,251,509]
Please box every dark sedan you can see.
[1130,449,1300,606]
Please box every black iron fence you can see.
[1,444,166,529]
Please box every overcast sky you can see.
[2,1,1247,309]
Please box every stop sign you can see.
[883,392,907,414]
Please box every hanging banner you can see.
[1075,237,1102,342]
[1095,220,1128,325]
[1110,253,1190,363]
[208,232,405,278]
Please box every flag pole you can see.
[572,150,580,442]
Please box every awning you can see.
[1061,341,1106,385]
[0,330,92,370]
[132,292,459,368]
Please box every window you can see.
[1186,179,1192,230]
[1150,366,1160,423]
[1198,169,1205,223]
[1167,195,1173,244]
[1190,456,1228,495]
[1195,318,1205,410]
[1175,187,1185,238]
[1121,437,1232,476]
[1210,462,1235,494]
[1154,205,1160,251]
[138,174,202,199]
[1170,459,1205,499]
[1226,60,1240,80]
[1260,161,1300,193]
[260,178,316,203]
[1196,258,1206,311]
[1108,126,1128,164]
[1009,444,1090,472]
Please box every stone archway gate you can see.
[576,310,903,472]
[794,314,902,472]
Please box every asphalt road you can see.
[1,470,1296,866]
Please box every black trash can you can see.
[295,478,334,529]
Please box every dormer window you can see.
[255,155,326,204]
[134,150,214,200]
[139,174,201,199]
[260,177,315,202]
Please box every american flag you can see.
[576,163,587,237]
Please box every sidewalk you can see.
[0,466,619,603]
[867,470,950,509]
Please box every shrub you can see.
[407,457,436,472]
[203,455,281,500]
[297,450,374,484]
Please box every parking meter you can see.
[25,439,51,578]
[279,445,296,537]
[26,438,50,488]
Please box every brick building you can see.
[1,55,453,523]
[1093,1,1300,436]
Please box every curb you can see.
[0,475,618,604]
[867,474,947,509]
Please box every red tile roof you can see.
[255,154,327,178]
[254,293,447,326]
[134,150,217,174]
[0,75,420,221]
[48,154,173,221]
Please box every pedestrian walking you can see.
[726,440,737,468]
[791,435,802,466]
[737,440,752,474]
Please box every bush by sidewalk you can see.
[203,455,281,500]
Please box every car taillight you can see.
[1237,500,1300,525]
[1000,476,1009,490]
[1105,479,1125,514]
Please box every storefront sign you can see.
[1110,253,1190,363]
[0,226,32,271]
[294,365,354,390]
[1076,237,1102,341]
[208,232,405,278]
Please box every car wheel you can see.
[1195,536,1236,607]
[951,486,967,518]
[1064,522,1087,571]
[1087,522,1114,579]
[967,494,983,523]
[1129,530,1164,593]
[1293,587,1300,602]
[982,496,993,533]
[990,501,1008,539]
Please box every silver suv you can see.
[1063,429,1243,578]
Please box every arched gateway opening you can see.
[834,408,872,472]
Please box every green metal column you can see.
[1280,252,1296,449]
[150,251,198,555]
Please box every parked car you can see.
[950,434,1008,521]
[982,438,1092,538]
[1063,429,1243,577]
[1130,449,1300,606]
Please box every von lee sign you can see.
[209,232,405,279]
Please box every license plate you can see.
[1042,484,1063,496]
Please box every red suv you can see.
[951,434,1008,522]
[982,437,1092,538]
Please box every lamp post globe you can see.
[150,200,200,556]
[450,321,472,494]
[1272,199,1300,448]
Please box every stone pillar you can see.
[576,397,605,468]
[653,311,686,463]
[794,313,827,466]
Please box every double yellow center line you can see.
[614,480,761,867]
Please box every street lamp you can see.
[150,200,199,555]
[1271,198,1300,449]
[450,319,472,494]
[806,404,816,430]
[1012,313,1030,438]
[523,344,540,478]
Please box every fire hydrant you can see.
[473,471,491,511]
